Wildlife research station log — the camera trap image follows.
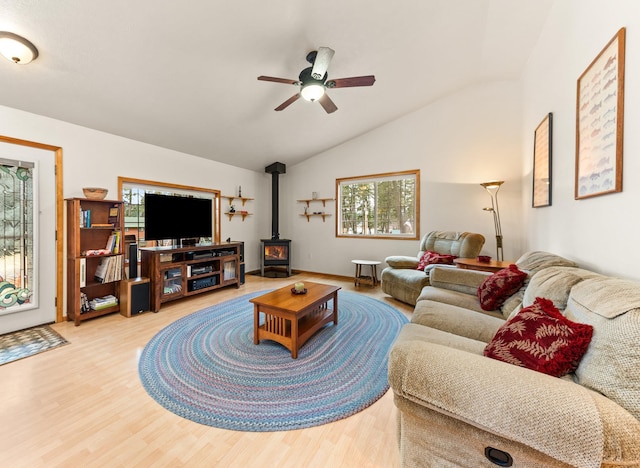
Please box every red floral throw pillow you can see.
[416,250,457,271]
[477,264,527,311]
[484,297,594,377]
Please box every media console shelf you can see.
[141,243,241,312]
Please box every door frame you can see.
[0,135,64,323]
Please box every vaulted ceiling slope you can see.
[1,0,553,171]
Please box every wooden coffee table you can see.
[250,282,341,358]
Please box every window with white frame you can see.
[336,170,419,239]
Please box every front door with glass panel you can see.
[0,142,56,334]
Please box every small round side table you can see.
[352,260,381,287]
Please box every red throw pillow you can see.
[484,297,593,377]
[416,250,457,271]
[477,264,527,310]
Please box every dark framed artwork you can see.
[575,27,625,199]
[533,112,552,208]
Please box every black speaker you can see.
[240,262,245,284]
[230,240,244,262]
[120,278,150,317]
[128,243,138,279]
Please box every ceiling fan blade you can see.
[274,94,301,111]
[326,75,376,88]
[318,93,338,114]
[258,76,299,85]
[311,47,335,80]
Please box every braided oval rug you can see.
[139,290,408,431]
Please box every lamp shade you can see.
[300,83,325,102]
[480,180,504,193]
[0,32,39,64]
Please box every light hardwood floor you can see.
[0,272,413,468]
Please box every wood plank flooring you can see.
[0,272,413,467]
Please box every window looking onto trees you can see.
[118,177,220,248]
[336,170,419,239]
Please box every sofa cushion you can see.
[565,277,640,421]
[477,264,528,311]
[393,322,487,355]
[515,250,577,275]
[385,255,419,269]
[429,266,490,296]
[381,267,431,306]
[417,286,502,317]
[420,231,485,258]
[522,266,601,310]
[416,250,456,271]
[413,299,504,343]
[484,297,593,377]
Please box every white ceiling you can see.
[1,0,553,172]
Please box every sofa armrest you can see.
[429,266,490,295]
[389,340,640,467]
[385,255,419,269]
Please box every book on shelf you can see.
[80,209,92,227]
[94,255,123,283]
[108,204,120,226]
[104,230,122,254]
[83,249,111,256]
[113,230,121,254]
[89,294,118,310]
[80,292,91,312]
[79,258,86,287]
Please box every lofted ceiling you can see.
[1,0,553,172]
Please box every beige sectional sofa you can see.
[388,251,640,467]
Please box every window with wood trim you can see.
[336,170,419,239]
[118,177,220,248]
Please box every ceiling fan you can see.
[257,47,376,114]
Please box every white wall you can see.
[0,104,269,275]
[284,80,524,277]
[521,0,640,279]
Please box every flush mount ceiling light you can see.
[0,32,39,65]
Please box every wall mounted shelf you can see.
[226,212,252,221]
[297,198,334,222]
[222,195,254,207]
[223,195,253,221]
[300,213,332,222]
[297,198,333,207]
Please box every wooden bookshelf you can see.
[66,198,124,326]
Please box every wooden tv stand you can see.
[140,243,241,312]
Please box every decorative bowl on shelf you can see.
[291,287,307,295]
[477,255,492,263]
[83,187,108,200]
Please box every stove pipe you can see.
[265,162,286,240]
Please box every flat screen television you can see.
[144,193,213,242]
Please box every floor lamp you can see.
[480,181,504,261]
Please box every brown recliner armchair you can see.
[381,231,485,305]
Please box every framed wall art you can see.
[575,27,625,199]
[533,112,552,208]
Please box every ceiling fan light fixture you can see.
[0,32,38,65]
[300,83,325,102]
